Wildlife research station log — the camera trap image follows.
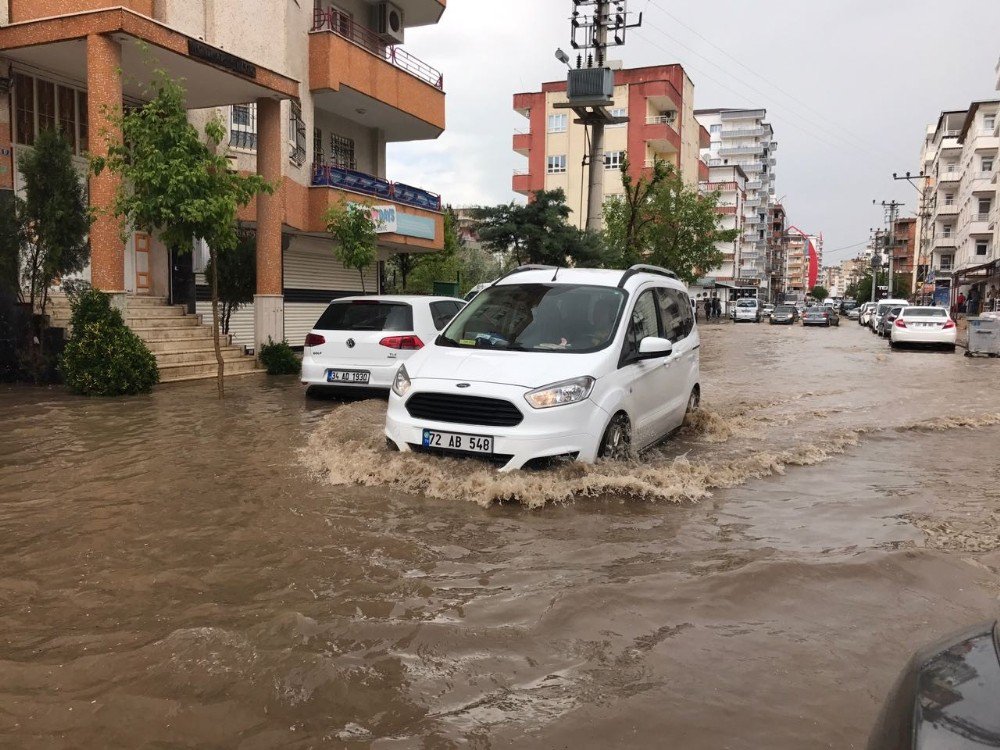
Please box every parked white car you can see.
[301,295,465,393]
[734,298,761,323]
[889,306,956,351]
[384,265,701,472]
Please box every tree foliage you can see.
[855,272,911,303]
[0,191,27,298]
[18,128,91,313]
[92,69,272,398]
[205,231,256,335]
[810,285,829,301]
[324,201,378,293]
[474,189,606,268]
[604,158,738,282]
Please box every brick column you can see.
[87,34,125,293]
[254,97,284,349]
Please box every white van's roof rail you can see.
[618,264,678,288]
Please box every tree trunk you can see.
[209,246,225,399]
[359,266,366,294]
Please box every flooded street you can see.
[3,321,1000,749]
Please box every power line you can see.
[641,17,887,160]
[646,0,883,155]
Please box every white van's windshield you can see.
[439,283,626,352]
[736,299,757,307]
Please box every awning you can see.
[953,259,1000,284]
[0,9,299,107]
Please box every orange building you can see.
[0,0,447,374]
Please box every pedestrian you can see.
[957,291,966,314]
[968,287,980,316]
[712,296,721,320]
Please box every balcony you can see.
[721,109,766,121]
[938,169,962,183]
[970,213,992,236]
[644,116,680,153]
[721,127,768,138]
[936,202,958,216]
[934,236,957,248]
[512,170,533,195]
[719,145,764,157]
[309,163,443,250]
[970,173,995,194]
[309,10,445,142]
[513,131,531,157]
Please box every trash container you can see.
[965,317,1000,357]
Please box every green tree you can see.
[604,158,738,282]
[205,230,256,335]
[810,285,829,301]
[18,128,91,316]
[93,70,272,398]
[324,201,378,293]
[474,189,606,267]
[0,191,27,297]
[856,271,910,303]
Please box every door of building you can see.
[134,232,151,294]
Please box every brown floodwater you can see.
[3,321,1000,749]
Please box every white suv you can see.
[734,298,761,323]
[384,265,701,471]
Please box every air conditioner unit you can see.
[373,2,405,45]
[664,111,677,123]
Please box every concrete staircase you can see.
[49,294,263,384]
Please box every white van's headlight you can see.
[392,364,411,397]
[524,376,595,409]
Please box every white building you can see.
[698,164,747,283]
[695,108,778,298]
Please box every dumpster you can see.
[965,317,1000,357]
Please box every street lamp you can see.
[554,48,571,67]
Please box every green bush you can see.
[258,337,300,375]
[59,290,159,396]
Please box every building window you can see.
[313,127,324,164]
[940,254,953,270]
[976,240,989,256]
[982,156,994,173]
[229,104,257,150]
[13,72,88,155]
[943,225,952,238]
[288,101,306,166]
[547,114,568,133]
[946,161,958,173]
[710,124,721,134]
[608,107,627,127]
[944,193,954,206]
[14,73,35,146]
[985,115,996,132]
[546,154,567,174]
[329,134,356,170]
[604,150,625,170]
[978,197,991,217]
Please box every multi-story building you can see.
[783,233,821,301]
[0,0,448,367]
[512,64,704,227]
[890,217,917,281]
[695,108,778,296]
[698,164,747,283]
[769,203,786,301]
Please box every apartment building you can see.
[769,203,786,301]
[698,164,747,283]
[0,0,447,361]
[695,108,778,294]
[890,216,917,281]
[783,233,820,301]
[512,65,704,228]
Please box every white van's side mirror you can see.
[638,336,673,359]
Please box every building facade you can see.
[512,65,704,227]
[698,164,747,284]
[0,0,447,356]
[695,108,778,296]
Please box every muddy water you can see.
[3,322,1000,748]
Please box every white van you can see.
[384,264,701,472]
[870,298,909,332]
[734,298,761,323]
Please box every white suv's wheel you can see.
[599,412,632,461]
[686,385,701,414]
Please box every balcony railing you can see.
[646,115,677,126]
[311,163,442,211]
[311,8,444,90]
[721,127,768,138]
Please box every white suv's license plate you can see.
[422,429,494,454]
[327,369,370,384]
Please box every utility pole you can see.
[875,199,903,299]
[555,1,641,232]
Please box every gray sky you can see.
[389,0,1000,266]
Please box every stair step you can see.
[123,306,187,318]
[157,357,261,381]
[155,348,248,365]
[126,314,201,327]
[126,296,169,306]
[145,337,236,353]
[134,327,217,341]
[158,368,267,385]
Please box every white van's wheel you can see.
[599,412,632,461]
[686,386,701,414]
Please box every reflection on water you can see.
[2,323,1000,748]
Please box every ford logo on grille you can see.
[346,338,356,348]
[456,383,471,388]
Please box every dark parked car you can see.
[769,304,798,325]
[867,621,1000,749]
[876,306,904,338]
[803,307,839,327]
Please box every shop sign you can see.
[187,40,257,79]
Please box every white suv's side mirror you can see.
[638,336,673,359]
